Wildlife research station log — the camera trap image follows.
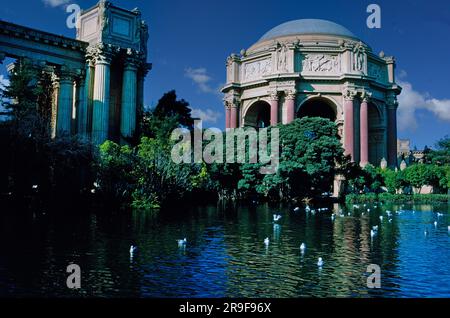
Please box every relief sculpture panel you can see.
[301,54,340,74]
[243,58,272,81]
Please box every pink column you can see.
[344,96,355,161]
[387,105,398,167]
[269,95,278,126]
[285,91,296,124]
[360,98,369,166]
[225,106,230,129]
[230,105,238,128]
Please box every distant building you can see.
[397,138,427,164]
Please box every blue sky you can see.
[1,0,449,148]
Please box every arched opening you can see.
[297,98,337,122]
[368,103,384,165]
[243,100,270,128]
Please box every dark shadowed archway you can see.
[297,98,337,121]
[243,100,271,128]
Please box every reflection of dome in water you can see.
[258,19,357,42]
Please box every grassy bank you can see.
[345,193,450,204]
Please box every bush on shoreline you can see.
[346,193,449,204]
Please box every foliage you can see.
[0,61,93,198]
[381,168,407,194]
[426,136,450,165]
[346,193,449,204]
[404,164,439,193]
[267,117,344,200]
[378,193,449,203]
[151,90,194,130]
[96,140,136,203]
[345,193,378,204]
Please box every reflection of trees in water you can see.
[2,201,446,297]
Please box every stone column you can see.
[225,104,231,129]
[360,95,370,167]
[84,59,95,136]
[76,72,87,138]
[224,92,240,129]
[285,90,296,124]
[92,52,112,144]
[343,90,356,160]
[269,93,279,126]
[230,104,238,128]
[120,58,138,139]
[387,98,398,167]
[56,69,74,136]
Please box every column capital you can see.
[54,65,79,83]
[123,48,143,70]
[223,91,240,109]
[386,94,399,109]
[285,90,297,100]
[138,62,152,77]
[360,90,372,103]
[86,43,117,65]
[343,88,358,101]
[268,91,279,101]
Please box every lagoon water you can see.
[1,201,449,297]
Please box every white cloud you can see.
[191,108,221,124]
[42,0,70,8]
[185,67,217,94]
[397,78,450,131]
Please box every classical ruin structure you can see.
[0,0,150,144]
[222,19,402,167]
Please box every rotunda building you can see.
[222,19,402,167]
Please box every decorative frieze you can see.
[301,54,340,73]
[243,58,272,81]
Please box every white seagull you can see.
[264,237,270,246]
[273,214,282,222]
[300,243,306,251]
[177,238,187,246]
[317,257,324,267]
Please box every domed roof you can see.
[259,19,356,42]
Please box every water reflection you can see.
[0,201,449,297]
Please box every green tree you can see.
[259,117,345,200]
[427,136,450,165]
[151,90,194,129]
[382,168,407,194]
[96,140,137,204]
[404,164,438,193]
